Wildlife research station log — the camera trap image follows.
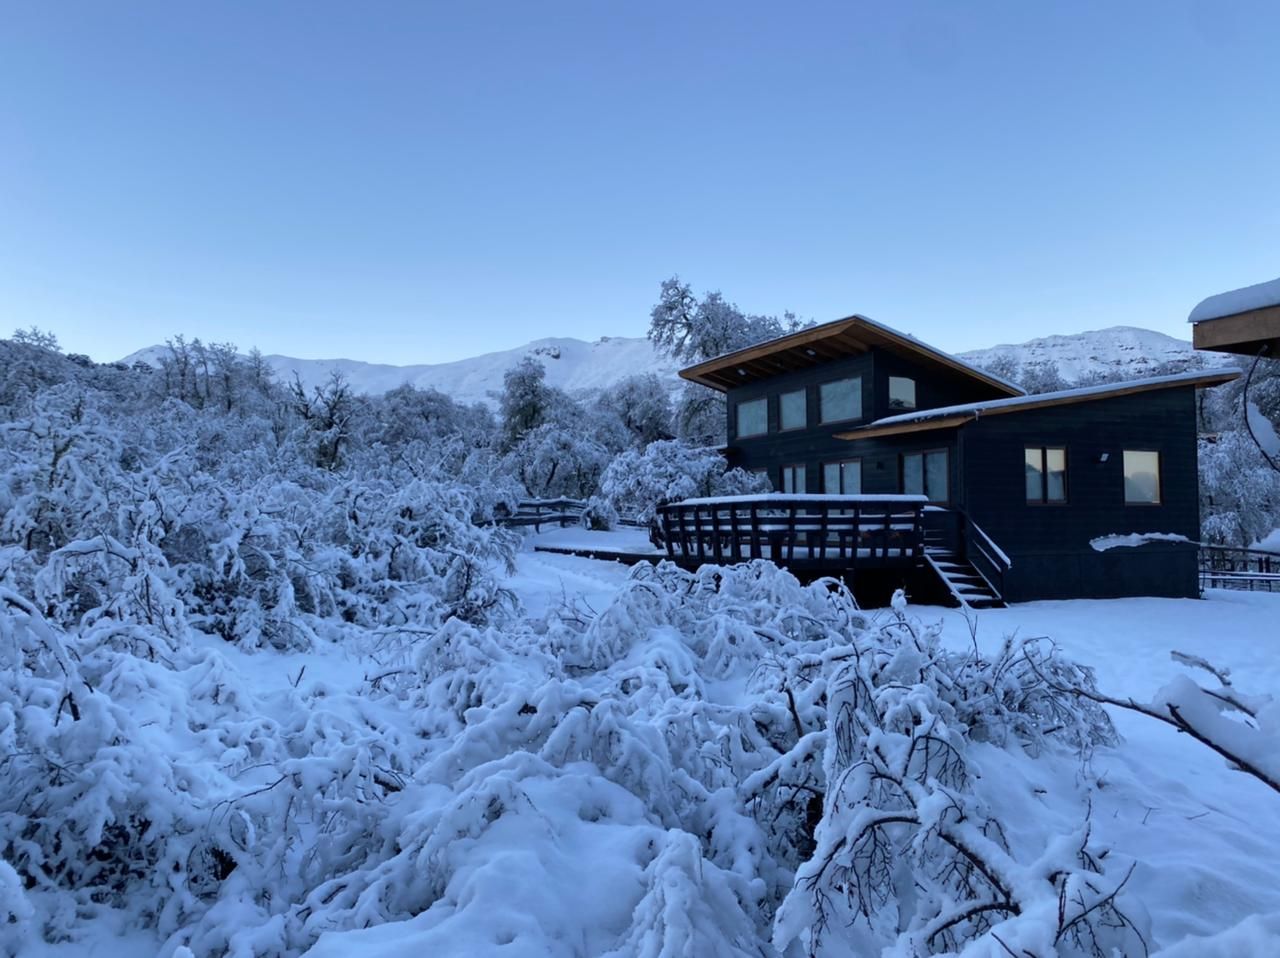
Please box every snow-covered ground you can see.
[17,536,1280,957]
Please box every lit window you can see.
[819,377,861,423]
[823,459,862,495]
[889,376,917,411]
[1025,447,1067,503]
[1123,450,1161,504]
[735,398,767,438]
[781,463,806,494]
[779,389,807,430]
[902,450,948,503]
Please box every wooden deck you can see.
[655,494,927,571]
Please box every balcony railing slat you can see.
[656,494,927,571]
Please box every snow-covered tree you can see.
[600,373,675,447]
[647,278,803,447]
[1200,429,1280,547]
[598,440,771,523]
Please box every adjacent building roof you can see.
[833,369,1240,441]
[677,315,1024,397]
[1188,277,1280,357]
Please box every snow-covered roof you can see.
[679,315,1024,398]
[1189,277,1280,324]
[835,369,1240,440]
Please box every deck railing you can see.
[656,494,928,569]
[1199,545,1280,592]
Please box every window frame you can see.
[780,462,807,495]
[734,396,768,439]
[901,448,950,504]
[823,458,862,495]
[818,376,863,425]
[1122,449,1162,506]
[888,376,917,412]
[778,388,808,432]
[1025,445,1068,505]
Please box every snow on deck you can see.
[1189,276,1280,323]
[673,492,927,506]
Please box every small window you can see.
[819,377,862,424]
[735,398,767,438]
[902,449,948,503]
[781,463,806,494]
[1025,447,1067,503]
[779,389,807,430]
[823,459,862,495]
[888,376,917,411]
[1123,450,1161,504]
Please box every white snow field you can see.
[15,537,1280,958]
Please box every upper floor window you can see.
[902,449,949,503]
[735,398,767,438]
[819,377,862,424]
[1025,447,1067,503]
[889,376,917,411]
[1123,450,1161,504]
[779,389,807,430]
[781,463,806,494]
[823,459,862,495]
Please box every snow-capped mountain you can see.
[120,336,680,407]
[120,324,1233,405]
[957,325,1233,383]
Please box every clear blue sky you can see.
[2,1,1278,364]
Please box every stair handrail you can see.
[960,514,1010,600]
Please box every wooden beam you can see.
[1193,306,1280,356]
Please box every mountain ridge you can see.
[119,324,1230,405]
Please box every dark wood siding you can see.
[957,387,1201,601]
[873,350,1007,415]
[722,348,999,491]
[718,346,1205,602]
[725,353,876,490]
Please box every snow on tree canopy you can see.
[1189,276,1280,323]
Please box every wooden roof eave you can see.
[677,315,1024,396]
[1191,304,1280,356]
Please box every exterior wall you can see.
[956,387,1201,601]
[873,350,1006,414]
[723,349,1000,493]
[724,353,875,491]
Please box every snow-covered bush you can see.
[598,439,771,523]
[774,601,1141,957]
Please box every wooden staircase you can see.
[923,535,1005,609]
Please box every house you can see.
[673,315,1238,604]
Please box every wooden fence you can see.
[1200,545,1280,592]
